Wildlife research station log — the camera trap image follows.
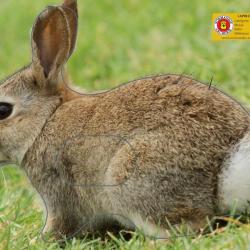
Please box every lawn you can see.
[0,0,250,249]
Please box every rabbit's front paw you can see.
[43,214,82,240]
[42,215,58,237]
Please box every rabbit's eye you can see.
[0,103,13,120]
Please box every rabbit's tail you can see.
[219,131,250,213]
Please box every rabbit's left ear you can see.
[31,0,78,83]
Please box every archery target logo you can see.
[214,16,233,35]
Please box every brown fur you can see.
[21,74,249,237]
[0,0,249,239]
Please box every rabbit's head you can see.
[0,0,78,166]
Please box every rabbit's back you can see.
[55,74,249,144]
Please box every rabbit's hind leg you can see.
[105,139,214,238]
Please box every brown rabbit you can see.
[0,0,250,239]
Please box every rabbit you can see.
[0,0,250,239]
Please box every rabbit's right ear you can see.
[31,0,78,86]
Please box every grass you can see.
[0,0,250,249]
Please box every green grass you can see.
[0,0,250,249]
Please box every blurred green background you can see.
[0,0,250,249]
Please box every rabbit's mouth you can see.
[0,162,8,167]
[0,151,14,167]
[0,162,8,168]
[0,157,14,168]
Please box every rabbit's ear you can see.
[62,0,78,58]
[31,2,78,83]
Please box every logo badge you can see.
[214,16,233,35]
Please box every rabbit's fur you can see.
[1,0,250,239]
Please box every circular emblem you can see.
[214,16,233,35]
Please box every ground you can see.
[0,0,250,249]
